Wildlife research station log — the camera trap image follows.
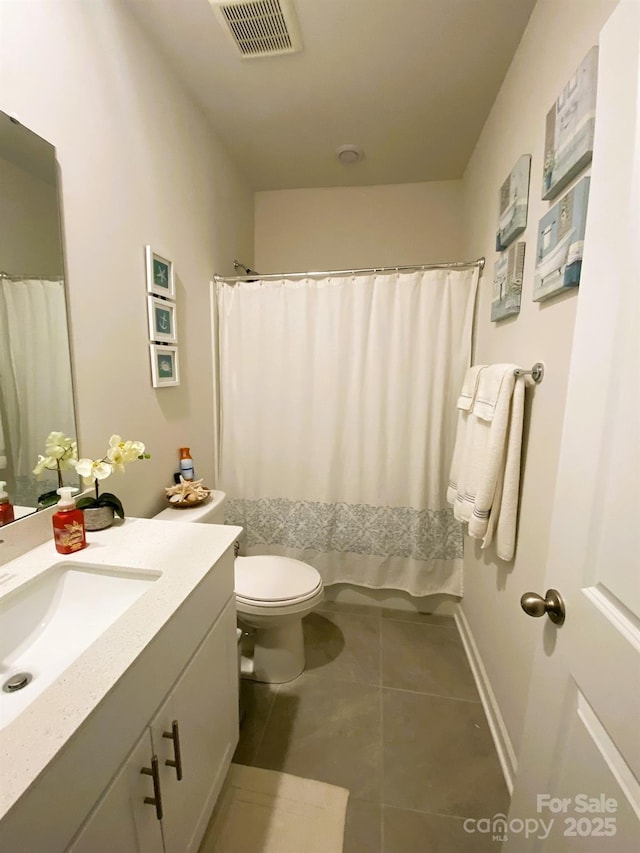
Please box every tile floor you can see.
[233,601,510,852]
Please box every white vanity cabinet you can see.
[0,523,242,853]
[68,598,238,853]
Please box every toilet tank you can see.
[153,489,227,523]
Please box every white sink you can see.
[0,563,160,729]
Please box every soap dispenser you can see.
[0,481,15,526]
[52,486,87,554]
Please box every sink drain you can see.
[3,672,33,693]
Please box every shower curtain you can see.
[0,278,75,504]
[216,268,478,596]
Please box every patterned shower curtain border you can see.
[225,497,463,562]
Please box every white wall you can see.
[255,181,465,271]
[461,0,619,771]
[1,0,254,517]
[0,157,63,275]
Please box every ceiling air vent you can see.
[210,0,302,59]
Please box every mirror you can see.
[0,110,78,521]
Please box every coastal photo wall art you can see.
[542,46,598,200]
[145,244,179,387]
[492,242,526,321]
[149,343,180,387]
[496,155,531,251]
[533,177,590,302]
[145,245,175,299]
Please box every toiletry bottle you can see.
[179,447,195,481]
[0,481,15,526]
[52,486,87,554]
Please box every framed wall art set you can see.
[145,245,180,387]
[492,45,597,321]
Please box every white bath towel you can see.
[448,364,526,561]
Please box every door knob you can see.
[520,588,566,625]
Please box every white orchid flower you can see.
[107,435,147,472]
[33,454,56,475]
[33,432,78,476]
[74,458,113,484]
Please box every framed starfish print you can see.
[145,245,175,300]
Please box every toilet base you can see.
[238,617,305,684]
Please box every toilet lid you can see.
[235,556,322,603]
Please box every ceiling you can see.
[128,0,536,191]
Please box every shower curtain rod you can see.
[0,271,64,281]
[213,257,485,283]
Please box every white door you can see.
[504,3,640,851]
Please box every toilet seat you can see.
[235,555,323,606]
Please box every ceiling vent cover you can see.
[210,0,302,59]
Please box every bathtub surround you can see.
[217,267,478,597]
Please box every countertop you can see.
[0,517,241,821]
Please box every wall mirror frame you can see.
[0,110,79,523]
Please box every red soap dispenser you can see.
[0,481,15,526]
[52,487,87,554]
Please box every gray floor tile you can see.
[304,610,381,685]
[381,608,456,628]
[233,680,278,765]
[382,690,509,818]
[253,673,383,802]
[302,610,380,685]
[381,620,479,700]
[344,798,382,853]
[383,806,500,852]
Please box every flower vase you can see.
[83,506,115,531]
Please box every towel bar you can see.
[514,362,544,383]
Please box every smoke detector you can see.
[337,145,364,165]
[210,0,302,59]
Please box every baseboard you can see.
[455,607,517,795]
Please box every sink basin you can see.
[0,563,160,729]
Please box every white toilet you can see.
[154,491,324,683]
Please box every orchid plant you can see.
[33,431,78,489]
[74,435,150,519]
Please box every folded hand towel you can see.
[456,364,487,411]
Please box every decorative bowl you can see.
[164,490,211,509]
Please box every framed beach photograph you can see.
[542,46,598,200]
[533,177,590,302]
[492,242,525,321]
[149,343,180,387]
[496,155,531,251]
[147,295,177,344]
[145,245,175,300]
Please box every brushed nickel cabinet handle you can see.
[163,719,183,781]
[141,755,163,820]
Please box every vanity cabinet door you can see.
[150,596,239,853]
[67,728,163,853]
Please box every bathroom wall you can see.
[255,180,465,271]
[0,158,63,275]
[1,0,254,516]
[461,0,619,778]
